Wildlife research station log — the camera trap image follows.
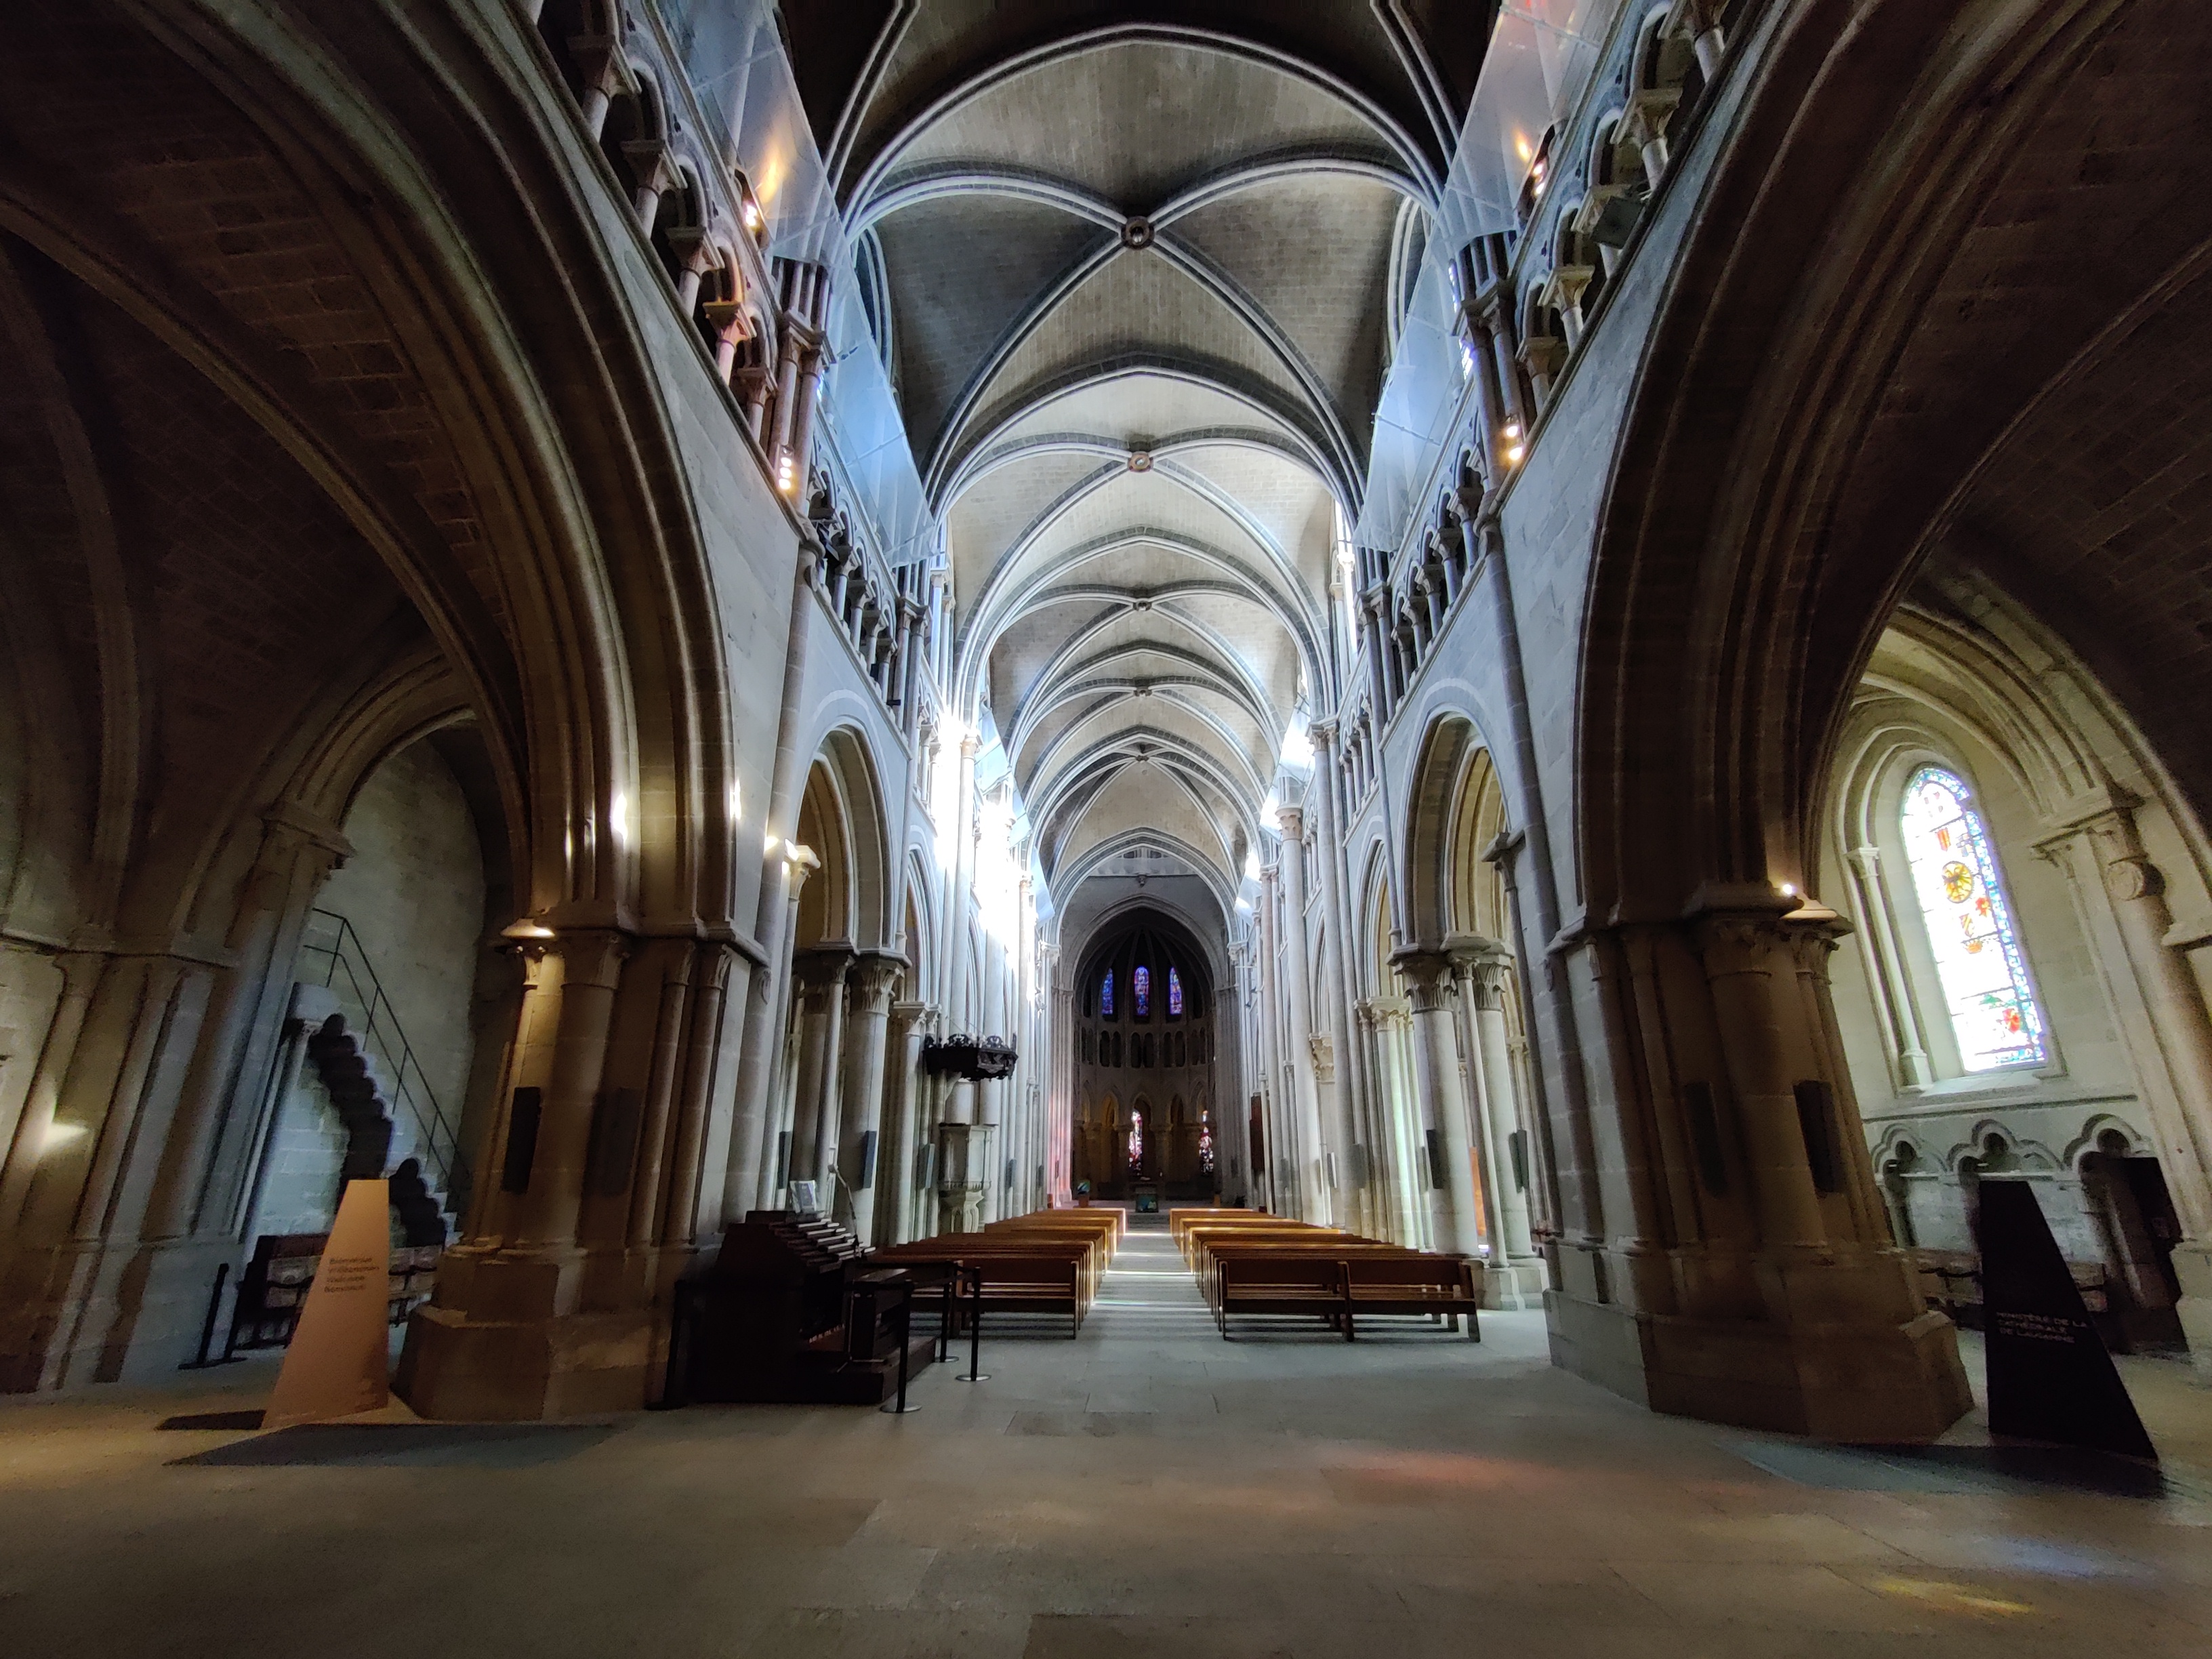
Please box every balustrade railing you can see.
[296,907,466,1206]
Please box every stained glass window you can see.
[1128,1109,1144,1170]
[1198,1110,1215,1174]
[1099,970,1113,1017]
[1132,964,1150,1018]
[1167,966,1183,1017]
[1900,766,2046,1071]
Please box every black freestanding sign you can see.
[1977,1178,2156,1461]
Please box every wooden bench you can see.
[1181,1219,1347,1269]
[1215,1254,1349,1337]
[1197,1242,1412,1314]
[1345,1256,1480,1340]
[873,1239,1097,1332]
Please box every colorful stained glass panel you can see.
[1099,970,1113,1017]
[1900,766,2047,1071]
[1167,966,1183,1017]
[1133,964,1150,1018]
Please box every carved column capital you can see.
[1389,946,1454,1012]
[1693,909,1793,979]
[848,952,907,1011]
[794,943,855,994]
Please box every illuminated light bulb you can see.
[741,198,763,232]
[1502,422,1522,440]
[777,454,798,494]
[610,791,631,846]
[1504,444,1525,465]
[1780,882,1799,898]
[729,781,743,823]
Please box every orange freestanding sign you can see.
[264,1178,391,1429]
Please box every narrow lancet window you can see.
[1132,964,1150,1018]
[1099,970,1113,1017]
[1167,966,1183,1017]
[1900,766,2047,1071]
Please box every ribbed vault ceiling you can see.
[789,5,1486,898]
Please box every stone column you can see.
[1256,863,1291,1214]
[1462,948,1537,1260]
[881,1001,928,1244]
[725,535,822,1218]
[941,735,980,1022]
[1365,997,1426,1248]
[1308,721,1372,1232]
[1843,846,1935,1089]
[2045,803,2212,1367]
[786,946,853,1202]
[398,926,644,1419]
[1274,805,1332,1223]
[1694,914,1827,1250]
[144,813,345,1242]
[1393,949,1483,1256]
[836,954,903,1237]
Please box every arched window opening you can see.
[1198,1109,1216,1175]
[1899,766,2046,1071]
[1100,969,1113,1017]
[1133,963,1151,1019]
[1128,1109,1144,1172]
[1166,965,1183,1018]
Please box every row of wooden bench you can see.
[870,1208,1125,1335]
[1171,1208,1481,1341]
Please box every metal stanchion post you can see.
[178,1263,240,1370]
[881,1282,921,1413]
[956,1266,989,1382]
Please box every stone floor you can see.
[3,1227,2209,1657]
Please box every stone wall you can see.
[314,740,487,1132]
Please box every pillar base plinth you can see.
[1475,1259,1544,1310]
[1546,1286,1972,1441]
[2170,1241,2212,1380]
[395,1244,657,1420]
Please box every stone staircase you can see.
[291,983,459,1246]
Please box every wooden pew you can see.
[1345,1256,1481,1340]
[873,1237,1099,1331]
[1214,1254,1348,1337]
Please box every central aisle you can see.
[5,1236,2205,1659]
[1077,1223,1214,1343]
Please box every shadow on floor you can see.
[164,1422,621,1469]
[1730,1437,2204,1500]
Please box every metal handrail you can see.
[297,907,466,1208]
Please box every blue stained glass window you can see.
[1167,966,1183,1018]
[1099,970,1113,1017]
[1900,766,2047,1071]
[1133,964,1150,1018]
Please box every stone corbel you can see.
[621,137,680,229]
[1307,1031,1335,1084]
[1622,86,1682,188]
[664,224,720,314]
[569,33,632,139]
[1540,266,1595,339]
[1663,0,1728,79]
[1517,331,1566,388]
[1574,184,1643,254]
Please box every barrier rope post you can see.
[957,1265,989,1382]
[882,1280,922,1413]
